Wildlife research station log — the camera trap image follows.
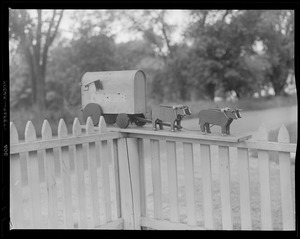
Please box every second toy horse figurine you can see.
[199,107,242,135]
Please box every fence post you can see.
[117,137,141,229]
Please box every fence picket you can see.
[25,121,42,228]
[101,140,112,222]
[42,120,58,228]
[112,139,121,218]
[150,139,163,219]
[237,147,252,230]
[166,141,179,222]
[10,118,296,231]
[200,144,213,229]
[137,139,147,217]
[98,116,107,133]
[219,145,233,230]
[183,142,196,226]
[278,125,294,230]
[86,117,101,227]
[257,124,272,230]
[72,118,87,228]
[10,123,24,228]
[127,138,142,229]
[117,138,135,229]
[57,119,73,228]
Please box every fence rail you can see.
[10,117,296,230]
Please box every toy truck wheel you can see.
[134,114,147,127]
[82,103,103,126]
[104,114,117,125]
[116,113,130,129]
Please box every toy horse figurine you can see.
[152,104,191,132]
[199,107,242,136]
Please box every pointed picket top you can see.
[257,123,269,141]
[42,120,53,140]
[72,117,82,136]
[278,124,290,143]
[86,116,95,135]
[98,116,107,133]
[25,121,37,142]
[10,122,19,144]
[58,119,68,138]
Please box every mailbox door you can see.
[134,70,147,114]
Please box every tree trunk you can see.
[205,82,216,100]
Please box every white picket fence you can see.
[10,116,296,230]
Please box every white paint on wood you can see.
[166,141,179,222]
[10,123,24,228]
[42,120,58,228]
[25,121,42,228]
[58,119,73,228]
[86,118,101,227]
[101,140,112,222]
[98,116,107,133]
[278,125,294,230]
[200,144,214,229]
[117,138,135,229]
[112,139,121,218]
[183,142,197,226]
[93,218,124,230]
[219,145,233,230]
[72,119,88,228]
[150,139,163,219]
[237,147,252,230]
[137,139,147,217]
[257,124,273,230]
[140,217,208,230]
[127,138,142,230]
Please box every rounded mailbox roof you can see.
[81,70,146,87]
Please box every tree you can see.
[257,10,294,96]
[9,9,64,111]
[186,10,266,100]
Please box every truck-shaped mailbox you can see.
[81,69,191,131]
[81,70,147,128]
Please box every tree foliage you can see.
[9,9,64,110]
[9,9,295,114]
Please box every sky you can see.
[59,10,190,44]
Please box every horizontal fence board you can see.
[109,127,252,142]
[120,132,296,153]
[141,217,209,230]
[93,218,124,230]
[10,132,124,154]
